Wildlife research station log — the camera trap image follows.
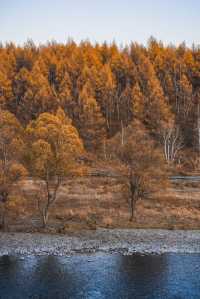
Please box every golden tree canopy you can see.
[26,108,84,179]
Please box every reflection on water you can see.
[0,253,200,299]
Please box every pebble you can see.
[0,229,200,256]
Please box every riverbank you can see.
[1,229,200,256]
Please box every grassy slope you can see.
[2,162,200,232]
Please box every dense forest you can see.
[1,38,200,229]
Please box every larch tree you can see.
[0,39,200,177]
[109,120,168,221]
[8,67,31,119]
[177,74,193,119]
[20,62,58,123]
[0,110,27,229]
[76,82,106,151]
[132,82,146,120]
[95,64,116,136]
[0,67,13,109]
[131,45,173,135]
[176,74,193,147]
[26,108,84,228]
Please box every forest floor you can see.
[1,229,200,256]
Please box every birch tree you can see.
[162,126,183,164]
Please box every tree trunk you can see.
[103,139,107,160]
[121,120,124,146]
[39,177,61,229]
[1,203,6,231]
[41,207,49,228]
[129,196,137,221]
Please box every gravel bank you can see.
[0,229,200,256]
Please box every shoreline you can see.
[1,229,200,256]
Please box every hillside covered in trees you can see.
[1,38,200,231]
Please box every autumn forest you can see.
[1,38,200,230]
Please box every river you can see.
[0,253,200,299]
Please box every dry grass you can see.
[2,175,200,232]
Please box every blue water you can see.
[0,253,200,299]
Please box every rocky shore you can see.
[1,229,200,256]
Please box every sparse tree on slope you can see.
[109,120,168,220]
[26,108,84,228]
